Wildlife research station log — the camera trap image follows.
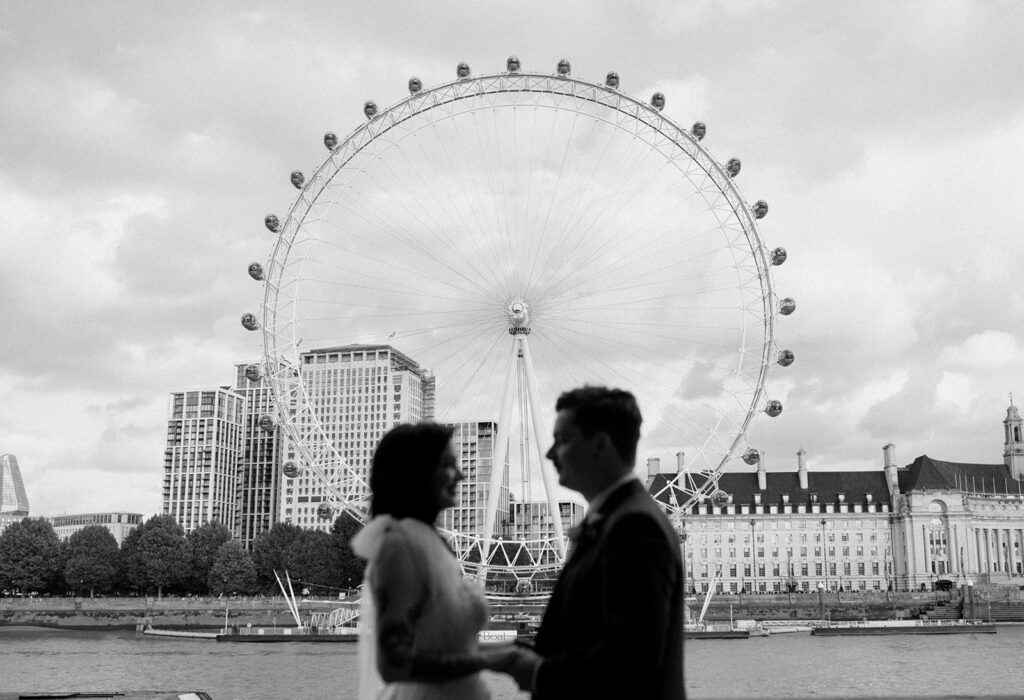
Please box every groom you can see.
[502,386,685,699]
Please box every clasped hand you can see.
[479,643,542,691]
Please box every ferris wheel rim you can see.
[254,65,784,564]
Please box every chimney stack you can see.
[757,450,767,491]
[883,443,899,502]
[797,449,808,490]
[675,451,685,474]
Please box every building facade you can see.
[654,400,1024,594]
[161,388,245,533]
[48,512,142,545]
[887,401,1024,589]
[280,344,435,531]
[233,363,281,549]
[653,451,894,595]
[439,421,510,544]
[510,499,585,566]
[0,453,29,534]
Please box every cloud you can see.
[3,2,1024,516]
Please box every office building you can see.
[511,499,585,566]
[439,420,510,545]
[280,344,435,531]
[48,512,142,545]
[0,453,29,534]
[161,388,245,533]
[233,363,281,549]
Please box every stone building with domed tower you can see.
[651,399,1024,594]
[887,399,1024,590]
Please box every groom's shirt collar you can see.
[585,473,638,519]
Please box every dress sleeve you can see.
[535,513,681,698]
[370,527,487,683]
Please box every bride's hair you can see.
[370,422,455,521]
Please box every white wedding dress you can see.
[351,516,491,700]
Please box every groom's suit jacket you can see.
[533,479,685,700]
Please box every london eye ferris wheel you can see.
[242,57,794,583]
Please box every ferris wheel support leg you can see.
[519,336,567,558]
[479,338,520,573]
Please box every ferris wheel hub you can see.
[507,298,531,335]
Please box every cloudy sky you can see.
[2,1,1023,518]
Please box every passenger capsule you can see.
[557,59,571,76]
[363,101,378,119]
[777,349,795,367]
[605,72,620,89]
[324,132,338,150]
[779,297,796,316]
[282,461,300,479]
[264,214,281,233]
[726,158,742,177]
[765,400,783,418]
[244,364,262,382]
[317,503,334,520]
[241,313,259,331]
[753,200,769,219]
[710,490,730,507]
[771,247,788,266]
[506,55,521,73]
[258,414,276,432]
[247,262,264,281]
[742,448,760,465]
[691,121,706,141]
[456,62,471,79]
[408,77,422,94]
[651,92,666,110]
[290,171,304,189]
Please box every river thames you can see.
[1,625,1023,699]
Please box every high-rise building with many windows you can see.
[280,344,434,531]
[161,388,245,533]
[0,453,29,534]
[233,363,281,549]
[439,421,510,544]
[511,499,585,566]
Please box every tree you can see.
[284,529,339,595]
[186,521,232,594]
[121,515,190,598]
[208,541,257,596]
[0,518,64,595]
[64,525,119,596]
[251,522,304,590]
[331,513,366,591]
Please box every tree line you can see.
[0,513,365,598]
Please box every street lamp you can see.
[820,519,829,591]
[750,519,757,595]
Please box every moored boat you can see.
[811,619,996,636]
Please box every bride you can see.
[351,423,513,699]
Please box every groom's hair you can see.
[556,386,642,464]
[370,421,455,520]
